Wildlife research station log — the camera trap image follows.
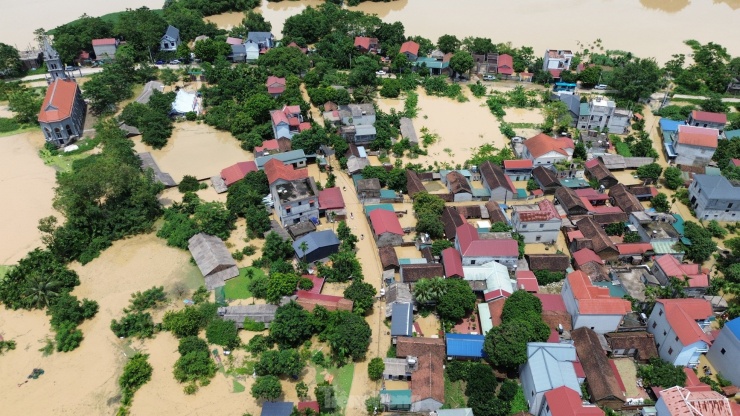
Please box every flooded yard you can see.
[133,121,253,182]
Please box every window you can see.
[663,330,667,336]
[675,336,679,342]
[286,208,291,214]
[54,128,62,138]
[652,322,657,329]
[522,224,527,229]
[65,124,73,136]
[668,347,673,355]
[659,309,663,316]
[721,348,726,355]
[536,236,542,242]
[471,260,476,265]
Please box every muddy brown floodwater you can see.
[0,130,57,265]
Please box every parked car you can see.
[169,59,181,65]
[155,60,165,65]
[483,75,496,81]
[65,65,79,71]
[375,70,386,76]
[594,84,608,90]
[511,136,524,144]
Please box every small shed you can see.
[188,233,239,290]
[445,333,486,359]
[391,302,414,340]
[356,177,381,199]
[292,230,340,263]
[217,305,278,328]
[261,401,294,416]
[386,283,414,317]
[379,246,400,271]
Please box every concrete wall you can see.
[690,180,740,222]
[461,255,517,270]
[674,143,715,167]
[93,44,117,59]
[272,184,319,226]
[572,313,623,334]
[512,217,561,243]
[706,327,740,385]
[522,147,569,167]
[647,303,707,367]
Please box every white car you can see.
[594,84,608,90]
[375,70,386,76]
[483,75,496,81]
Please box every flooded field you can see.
[0,130,57,264]
[377,89,504,168]
[133,121,253,182]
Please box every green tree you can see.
[652,192,670,213]
[115,7,168,59]
[437,34,461,54]
[431,240,454,257]
[323,250,363,282]
[380,78,401,98]
[119,352,153,406]
[205,319,239,348]
[663,167,684,190]
[324,310,372,361]
[623,231,642,243]
[296,381,309,400]
[258,46,311,77]
[368,357,385,380]
[159,68,180,86]
[573,141,587,160]
[192,201,235,240]
[636,163,663,180]
[579,65,602,88]
[701,95,728,113]
[501,290,542,322]
[542,101,572,133]
[343,280,377,315]
[605,222,625,236]
[462,36,496,55]
[261,232,294,262]
[0,43,24,77]
[193,38,231,63]
[336,221,358,250]
[349,55,381,87]
[437,278,476,322]
[449,51,474,77]
[266,272,300,303]
[637,357,687,388]
[706,220,727,239]
[682,221,718,263]
[55,321,83,352]
[251,375,283,401]
[177,175,201,193]
[48,292,98,329]
[483,317,548,370]
[8,87,43,124]
[314,381,337,413]
[611,58,664,102]
[162,306,208,338]
[270,302,314,348]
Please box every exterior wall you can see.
[628,216,676,244]
[460,254,518,270]
[523,147,569,167]
[451,192,473,202]
[272,181,319,226]
[687,115,725,132]
[674,143,715,167]
[651,263,670,286]
[272,122,291,140]
[505,169,532,181]
[562,279,579,325]
[303,244,339,263]
[520,363,545,413]
[689,180,740,222]
[706,329,740,386]
[160,35,180,51]
[512,218,561,243]
[40,89,87,147]
[93,44,117,60]
[353,133,376,144]
[572,313,623,334]
[608,114,631,134]
[376,233,403,248]
[655,398,670,416]
[403,52,418,62]
[647,303,708,367]
[543,51,573,71]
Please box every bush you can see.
[205,319,239,348]
[245,334,272,354]
[297,277,314,291]
[173,337,217,387]
[623,231,642,243]
[55,322,84,352]
[637,357,687,388]
[368,357,385,380]
[243,317,266,332]
[127,286,167,312]
[178,175,201,193]
[707,220,728,239]
[251,375,283,401]
[110,311,155,339]
[119,353,153,406]
[533,270,566,285]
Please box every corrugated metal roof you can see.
[445,333,485,358]
[391,303,413,337]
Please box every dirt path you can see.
[329,158,391,414]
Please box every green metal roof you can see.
[364,204,394,215]
[580,103,590,116]
[478,302,493,334]
[651,241,684,254]
[414,57,450,70]
[379,389,412,405]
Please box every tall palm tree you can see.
[353,86,376,104]
[299,241,309,263]
[413,279,433,304]
[428,277,447,301]
[23,275,62,309]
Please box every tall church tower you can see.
[43,37,68,82]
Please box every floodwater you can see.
[0,130,57,264]
[132,121,254,182]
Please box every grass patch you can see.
[223,267,263,300]
[613,140,633,157]
[442,376,467,409]
[0,117,20,132]
[507,122,539,129]
[232,379,245,393]
[0,265,14,279]
[25,67,48,76]
[0,125,38,138]
[315,362,355,413]
[47,10,163,35]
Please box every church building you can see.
[37,38,87,147]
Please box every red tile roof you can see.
[566,270,631,315]
[38,79,80,123]
[497,54,514,75]
[220,161,257,186]
[318,187,345,210]
[658,299,713,346]
[487,298,506,327]
[567,230,584,242]
[677,125,719,148]
[266,76,286,94]
[535,293,568,312]
[516,270,539,292]
[484,289,512,302]
[395,337,445,405]
[295,290,353,312]
[400,40,420,56]
[691,110,727,124]
[370,209,404,236]
[299,121,311,131]
[442,247,464,278]
[543,386,605,416]
[524,133,574,158]
[516,199,560,222]
[658,386,733,416]
[263,158,308,184]
[297,401,320,413]
[549,69,562,78]
[354,36,377,51]
[226,37,243,45]
[683,367,712,392]
[255,139,279,153]
[503,159,534,170]
[616,243,653,255]
[731,158,740,167]
[655,254,708,288]
[303,275,325,294]
[271,105,301,126]
[456,223,519,257]
[572,248,602,267]
[575,188,610,201]
[92,38,117,46]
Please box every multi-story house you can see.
[454,223,518,270]
[543,49,574,77]
[651,254,708,296]
[324,104,377,144]
[576,97,632,134]
[246,32,275,50]
[271,106,310,139]
[687,110,727,133]
[706,317,740,386]
[91,38,118,60]
[646,299,713,367]
[479,160,516,201]
[511,199,562,243]
[503,159,533,181]
[264,159,318,226]
[561,270,631,334]
[689,174,740,221]
[521,133,574,167]
[160,26,181,52]
[538,386,605,416]
[667,125,718,166]
[400,41,420,61]
[354,36,379,53]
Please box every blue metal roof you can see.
[379,389,412,405]
[726,317,740,339]
[445,333,485,358]
[391,303,413,337]
[380,189,397,198]
[659,119,685,133]
[261,401,293,416]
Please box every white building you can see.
[689,174,740,222]
[543,49,574,72]
[521,133,574,167]
[520,343,581,414]
[705,317,740,386]
[646,299,713,367]
[561,270,631,334]
[576,96,632,134]
[511,199,562,243]
[671,125,718,166]
[160,25,181,52]
[263,159,318,226]
[454,223,519,270]
[91,38,118,60]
